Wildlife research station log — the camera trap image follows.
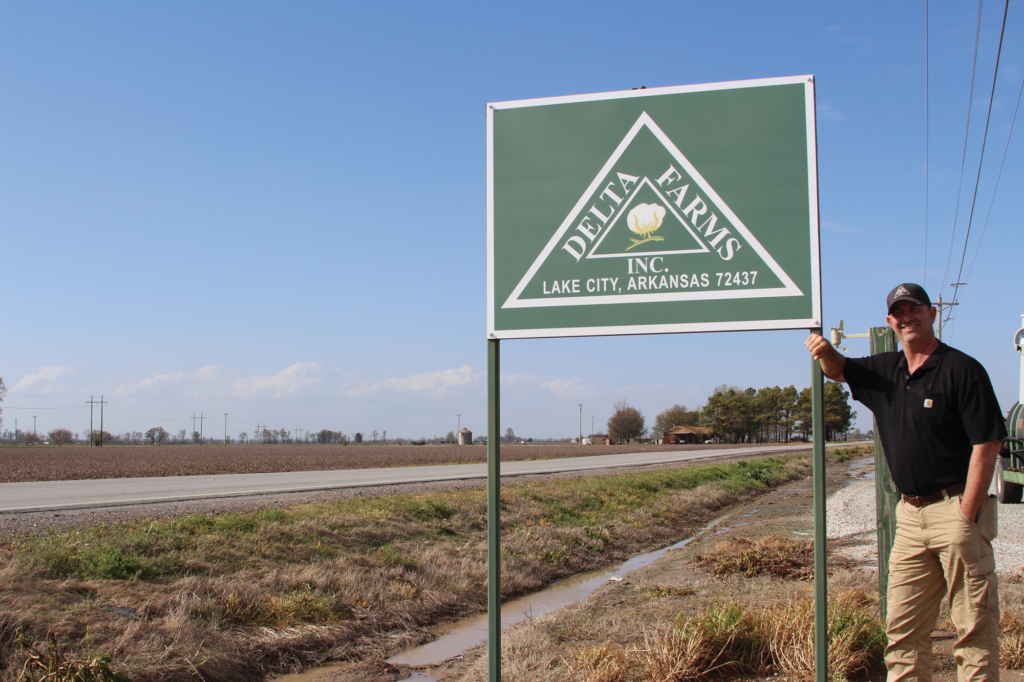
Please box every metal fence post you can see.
[487,339,501,682]
[870,326,900,619]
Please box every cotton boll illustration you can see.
[626,203,666,250]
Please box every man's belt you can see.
[901,484,966,509]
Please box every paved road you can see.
[0,443,845,514]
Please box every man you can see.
[805,283,1004,682]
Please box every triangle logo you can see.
[502,112,803,310]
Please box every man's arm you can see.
[804,334,847,383]
[959,439,1001,521]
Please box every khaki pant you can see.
[886,495,1000,682]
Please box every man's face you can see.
[886,300,937,346]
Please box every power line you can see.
[965,74,1024,282]
[950,0,1010,312]
[924,0,930,287]
[940,0,985,294]
[3,405,86,410]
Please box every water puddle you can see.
[273,664,346,681]
[385,525,717,668]
[842,455,876,485]
[396,674,437,682]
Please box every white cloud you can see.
[10,366,76,394]
[118,365,235,397]
[817,103,849,122]
[232,363,327,399]
[348,365,483,398]
[822,221,864,234]
[501,372,601,399]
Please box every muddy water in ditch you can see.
[274,453,873,682]
[273,522,724,682]
[386,527,716,668]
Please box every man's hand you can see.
[805,334,847,382]
[960,440,1001,522]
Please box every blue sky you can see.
[2,1,1022,441]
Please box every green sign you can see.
[487,76,821,339]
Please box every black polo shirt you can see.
[844,342,1005,496]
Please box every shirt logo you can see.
[923,399,933,408]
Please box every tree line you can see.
[606,382,856,444]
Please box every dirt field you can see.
[0,442,751,483]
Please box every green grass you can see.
[14,447,864,585]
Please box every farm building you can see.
[661,426,710,444]
[458,428,473,445]
[587,433,612,445]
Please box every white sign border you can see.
[487,75,822,339]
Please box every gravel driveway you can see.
[827,476,1024,574]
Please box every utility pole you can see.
[192,413,207,444]
[86,396,96,446]
[224,413,229,445]
[98,396,108,447]
[591,415,595,439]
[578,404,583,444]
[457,414,461,436]
[33,415,37,437]
[935,291,960,341]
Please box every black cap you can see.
[886,283,932,313]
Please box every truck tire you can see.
[996,457,1024,504]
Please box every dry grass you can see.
[691,534,813,579]
[558,595,886,682]
[0,453,816,681]
[1003,578,1024,670]
[0,443,758,483]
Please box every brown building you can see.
[661,425,710,444]
[587,433,612,445]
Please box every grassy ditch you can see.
[564,591,886,682]
[0,448,863,681]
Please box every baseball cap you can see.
[886,283,932,313]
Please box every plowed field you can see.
[0,443,747,483]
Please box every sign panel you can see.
[487,76,820,339]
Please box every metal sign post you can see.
[811,332,827,679]
[486,338,501,680]
[486,76,823,681]
[870,326,900,618]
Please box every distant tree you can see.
[653,404,700,438]
[146,427,169,445]
[796,387,813,440]
[504,427,515,443]
[701,386,751,443]
[382,430,387,444]
[445,430,456,442]
[48,428,73,447]
[824,381,856,441]
[372,430,379,443]
[74,432,79,443]
[90,431,114,446]
[607,399,646,443]
[779,385,799,442]
[238,431,248,444]
[177,429,187,444]
[354,432,363,443]
[26,432,41,445]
